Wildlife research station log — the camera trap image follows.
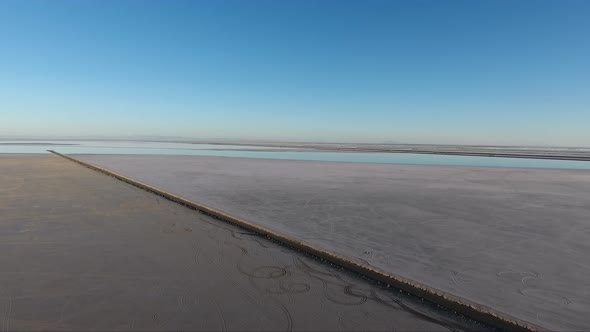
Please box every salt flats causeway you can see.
[0,154,489,331]
[65,153,590,331]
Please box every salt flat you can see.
[75,154,590,330]
[0,155,477,331]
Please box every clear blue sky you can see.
[1,0,589,145]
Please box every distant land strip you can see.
[0,142,78,146]
[49,150,546,332]
[326,149,590,161]
[188,142,590,161]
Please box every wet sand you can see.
[0,155,481,331]
[74,154,590,330]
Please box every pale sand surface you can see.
[75,154,590,330]
[0,155,479,331]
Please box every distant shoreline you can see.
[1,139,589,161]
[190,141,590,161]
[0,142,78,146]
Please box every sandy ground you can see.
[74,154,590,330]
[0,155,481,331]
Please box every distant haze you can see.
[1,0,589,146]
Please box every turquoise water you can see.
[1,140,589,170]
